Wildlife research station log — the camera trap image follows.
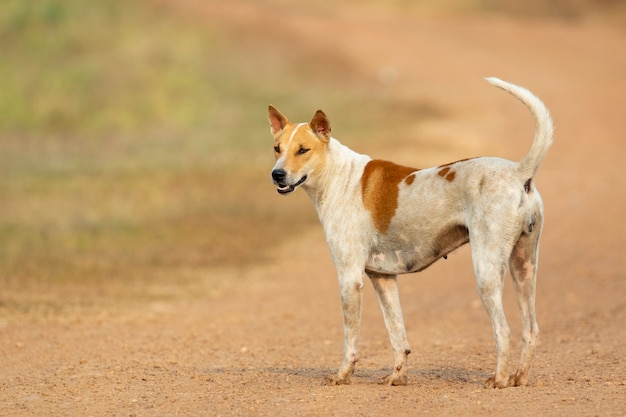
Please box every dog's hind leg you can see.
[508,213,542,387]
[470,228,515,389]
[368,272,411,386]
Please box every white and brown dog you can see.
[268,78,553,388]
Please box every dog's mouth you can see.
[276,175,307,194]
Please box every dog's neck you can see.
[303,137,371,219]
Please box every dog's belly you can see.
[366,247,438,274]
[365,224,469,275]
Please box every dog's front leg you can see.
[323,267,364,385]
[368,272,411,386]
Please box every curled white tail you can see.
[486,77,554,179]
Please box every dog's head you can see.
[268,105,331,195]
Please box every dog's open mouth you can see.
[276,175,307,194]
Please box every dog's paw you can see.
[379,373,408,386]
[322,375,351,386]
[508,371,529,387]
[484,376,509,389]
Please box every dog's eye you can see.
[297,147,310,155]
[273,145,280,153]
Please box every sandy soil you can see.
[2,2,625,416]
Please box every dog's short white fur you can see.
[268,78,553,388]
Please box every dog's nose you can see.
[272,169,286,183]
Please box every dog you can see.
[268,78,553,388]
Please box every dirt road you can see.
[2,2,625,416]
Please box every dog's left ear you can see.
[269,105,289,136]
[310,110,331,143]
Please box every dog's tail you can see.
[486,77,554,179]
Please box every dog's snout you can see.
[272,169,287,183]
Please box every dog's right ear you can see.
[269,105,289,136]
[310,109,331,143]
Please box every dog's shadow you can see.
[410,367,490,384]
[358,367,490,385]
[207,366,489,386]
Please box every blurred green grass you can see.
[5,0,618,317]
[0,0,426,316]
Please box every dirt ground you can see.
[2,2,626,416]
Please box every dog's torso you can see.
[311,141,536,276]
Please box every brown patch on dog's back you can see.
[438,158,476,182]
[437,167,456,182]
[361,160,418,233]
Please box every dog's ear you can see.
[310,110,331,142]
[268,105,289,136]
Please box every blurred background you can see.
[1,0,624,317]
